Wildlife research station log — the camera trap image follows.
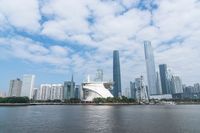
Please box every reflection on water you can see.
[0,105,200,133]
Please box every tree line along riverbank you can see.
[1,96,200,106]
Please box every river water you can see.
[0,105,200,133]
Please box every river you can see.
[0,105,200,133]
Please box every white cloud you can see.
[0,0,200,90]
[0,0,41,32]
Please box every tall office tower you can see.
[64,75,75,99]
[194,83,200,93]
[32,88,38,100]
[95,69,103,82]
[39,84,51,100]
[8,78,22,97]
[159,64,171,94]
[134,76,149,102]
[144,41,158,95]
[113,50,122,97]
[21,75,35,99]
[74,85,81,99]
[130,81,136,99]
[167,69,173,94]
[51,84,64,100]
[171,76,183,94]
[156,72,162,94]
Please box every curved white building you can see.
[82,82,113,101]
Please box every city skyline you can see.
[0,0,200,92]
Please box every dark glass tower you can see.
[159,64,171,94]
[113,50,122,97]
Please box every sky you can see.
[0,0,200,93]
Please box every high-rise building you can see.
[156,72,162,94]
[113,50,122,97]
[74,85,81,99]
[159,64,171,94]
[64,75,75,99]
[144,41,158,95]
[130,81,136,99]
[0,90,6,97]
[8,78,22,97]
[21,75,35,99]
[194,83,200,93]
[32,88,38,100]
[38,84,64,100]
[39,84,51,100]
[95,69,103,82]
[167,69,173,94]
[171,76,183,94]
[51,84,64,100]
[134,76,149,102]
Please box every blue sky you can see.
[0,0,200,93]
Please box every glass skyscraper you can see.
[9,78,22,97]
[144,41,158,95]
[159,64,171,94]
[113,50,122,97]
[64,75,75,99]
[21,74,35,99]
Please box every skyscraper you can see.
[95,69,103,82]
[144,41,158,95]
[51,84,64,100]
[130,81,136,99]
[171,76,183,94]
[21,74,35,99]
[9,78,22,97]
[113,50,122,97]
[156,72,162,94]
[159,64,171,94]
[134,76,149,102]
[74,85,81,99]
[64,75,75,99]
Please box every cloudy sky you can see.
[0,0,200,92]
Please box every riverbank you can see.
[0,103,30,106]
[1,102,200,106]
[0,103,139,106]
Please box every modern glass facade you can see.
[159,64,171,94]
[144,41,158,95]
[113,50,122,97]
[21,74,35,99]
[9,78,22,97]
[171,76,183,94]
[64,76,75,99]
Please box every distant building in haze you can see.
[144,41,158,95]
[8,78,22,97]
[0,90,6,97]
[21,74,35,99]
[38,84,64,100]
[156,72,162,94]
[134,76,149,102]
[113,50,122,97]
[74,85,81,99]
[130,81,136,99]
[95,69,103,82]
[51,84,64,100]
[64,75,75,99]
[193,83,200,93]
[39,84,51,100]
[171,76,183,94]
